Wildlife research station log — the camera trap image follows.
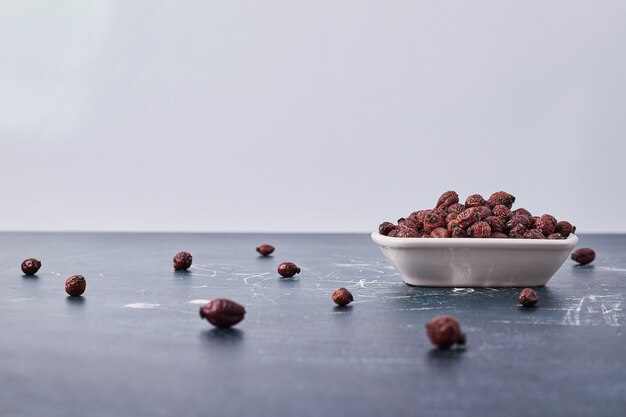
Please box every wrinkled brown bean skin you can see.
[256,244,275,256]
[426,316,466,349]
[278,262,301,277]
[571,248,595,265]
[519,288,539,307]
[21,258,42,275]
[199,299,246,328]
[173,251,193,271]
[332,288,353,306]
[65,275,86,297]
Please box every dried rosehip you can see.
[513,208,532,218]
[65,275,86,297]
[426,316,466,349]
[21,258,41,276]
[388,229,400,237]
[513,208,534,226]
[571,248,595,265]
[410,210,430,225]
[447,219,461,233]
[395,228,421,238]
[398,217,418,230]
[445,212,458,224]
[332,288,353,306]
[451,227,467,238]
[278,262,301,277]
[508,224,527,239]
[173,251,193,271]
[555,221,576,237]
[436,191,459,210]
[256,244,275,256]
[378,222,397,236]
[518,288,539,307]
[430,228,450,238]
[547,233,564,240]
[530,216,540,228]
[456,207,482,229]
[465,194,487,208]
[467,221,491,238]
[485,216,505,233]
[492,205,512,219]
[423,213,446,234]
[487,191,516,209]
[534,214,556,236]
[475,206,493,219]
[524,229,546,239]
[543,214,557,224]
[199,298,246,328]
[433,208,447,218]
[506,214,531,230]
[490,232,508,238]
[446,203,465,215]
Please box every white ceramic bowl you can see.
[371,232,579,287]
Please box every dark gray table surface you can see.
[0,233,624,417]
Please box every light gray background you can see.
[1,0,625,233]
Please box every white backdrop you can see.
[1,1,625,233]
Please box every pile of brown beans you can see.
[379,191,576,239]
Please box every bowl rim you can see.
[371,231,579,250]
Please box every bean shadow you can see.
[278,277,300,284]
[65,296,86,307]
[425,347,466,373]
[201,328,244,348]
[22,274,39,279]
[333,305,353,314]
[384,284,522,310]
[173,270,192,278]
